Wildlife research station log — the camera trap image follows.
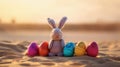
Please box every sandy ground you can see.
[0,40,120,67]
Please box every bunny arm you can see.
[49,40,54,49]
[60,39,65,48]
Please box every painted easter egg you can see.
[74,48,86,56]
[77,42,86,49]
[86,42,98,57]
[74,42,86,56]
[63,42,75,57]
[39,41,49,56]
[26,42,39,57]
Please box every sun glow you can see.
[0,0,120,24]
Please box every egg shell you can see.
[39,41,49,56]
[76,42,86,49]
[86,42,98,57]
[63,42,75,57]
[74,47,86,56]
[26,42,39,57]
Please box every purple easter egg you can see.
[86,42,98,57]
[26,42,39,57]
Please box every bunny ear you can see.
[58,16,67,29]
[47,18,56,28]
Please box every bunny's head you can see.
[47,17,67,40]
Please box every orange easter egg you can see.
[39,41,49,56]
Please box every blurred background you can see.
[0,0,120,42]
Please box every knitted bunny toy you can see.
[47,17,67,56]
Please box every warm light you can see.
[0,0,120,24]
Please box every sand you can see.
[0,40,120,67]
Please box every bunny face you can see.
[51,28,62,40]
[47,17,67,40]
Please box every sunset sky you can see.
[0,0,120,24]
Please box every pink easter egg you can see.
[86,42,98,57]
[26,42,39,57]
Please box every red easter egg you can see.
[39,41,49,56]
[86,42,98,57]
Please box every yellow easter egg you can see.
[74,47,86,56]
[74,42,86,56]
[76,42,86,49]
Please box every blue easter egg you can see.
[63,42,75,57]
